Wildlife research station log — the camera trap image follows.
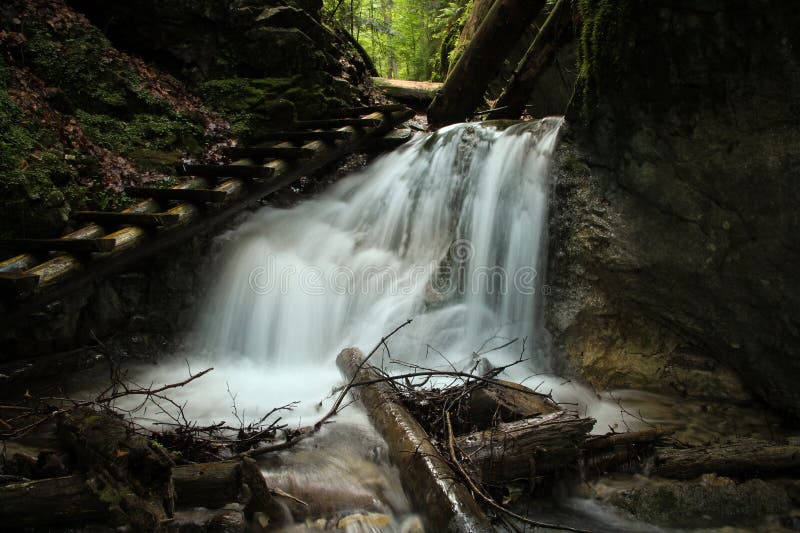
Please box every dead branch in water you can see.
[445,413,594,533]
[244,318,414,457]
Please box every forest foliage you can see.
[322,0,473,81]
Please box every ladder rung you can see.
[0,272,40,292]
[326,104,407,118]
[223,146,314,161]
[0,238,116,253]
[254,130,352,142]
[125,187,229,204]
[292,118,381,129]
[178,164,275,180]
[72,211,181,227]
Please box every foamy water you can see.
[122,119,635,528]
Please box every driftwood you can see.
[487,0,573,119]
[652,438,800,480]
[427,0,545,126]
[336,347,494,532]
[455,410,595,485]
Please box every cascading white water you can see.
[200,118,561,373]
[122,118,631,530]
[133,118,622,428]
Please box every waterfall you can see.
[198,118,563,374]
[119,118,627,529]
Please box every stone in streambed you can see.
[607,477,790,528]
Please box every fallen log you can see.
[580,430,670,477]
[651,438,800,479]
[172,460,244,509]
[0,475,107,528]
[427,0,546,126]
[174,457,284,522]
[336,347,494,532]
[487,0,573,119]
[372,77,442,105]
[455,410,595,485]
[0,458,283,529]
[468,378,560,428]
[58,409,176,530]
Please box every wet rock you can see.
[549,0,800,416]
[608,477,790,528]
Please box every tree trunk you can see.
[449,0,498,71]
[455,410,595,485]
[487,0,573,119]
[427,0,545,126]
[652,438,800,479]
[336,347,494,532]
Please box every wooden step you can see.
[326,104,407,118]
[178,164,275,180]
[72,211,180,227]
[0,272,40,293]
[222,146,314,161]
[0,238,117,253]
[124,187,228,204]
[254,130,352,142]
[292,118,382,129]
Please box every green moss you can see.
[76,111,203,170]
[575,0,634,122]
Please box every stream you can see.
[123,119,658,531]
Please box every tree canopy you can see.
[323,0,472,81]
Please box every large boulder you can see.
[547,0,800,415]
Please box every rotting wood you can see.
[488,0,573,120]
[0,238,117,253]
[455,410,595,485]
[580,430,670,476]
[0,459,283,529]
[72,211,181,227]
[651,438,800,479]
[172,460,243,509]
[0,475,108,528]
[336,347,494,533]
[428,0,546,126]
[58,409,176,530]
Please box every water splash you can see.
[199,119,563,373]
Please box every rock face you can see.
[547,1,800,415]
